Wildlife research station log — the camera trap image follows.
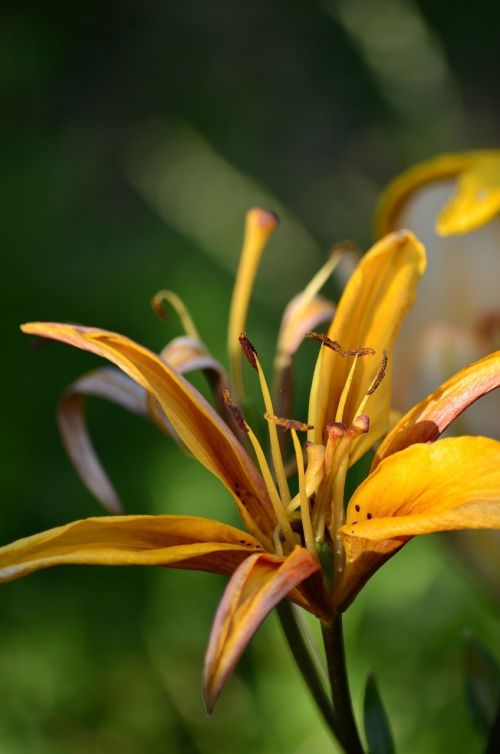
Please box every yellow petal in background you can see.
[0,515,263,583]
[21,323,276,545]
[376,150,500,237]
[203,547,321,712]
[309,231,426,458]
[374,351,500,467]
[335,437,500,610]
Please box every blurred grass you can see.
[1,1,499,752]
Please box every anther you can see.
[223,389,248,433]
[306,332,375,357]
[239,332,258,371]
[366,349,388,395]
[265,413,313,433]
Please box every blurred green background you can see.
[1,1,499,752]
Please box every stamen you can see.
[264,413,313,433]
[301,248,343,302]
[290,429,316,558]
[249,351,292,508]
[306,332,375,357]
[245,426,297,550]
[356,349,389,417]
[222,389,248,433]
[335,354,359,423]
[228,208,280,401]
[239,332,258,371]
[151,290,200,339]
[366,349,388,395]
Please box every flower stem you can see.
[322,613,365,754]
[277,602,341,744]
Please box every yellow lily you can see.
[376,150,500,600]
[1,210,499,717]
[376,150,500,435]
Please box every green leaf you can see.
[464,634,500,736]
[364,673,395,754]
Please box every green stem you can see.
[322,613,365,754]
[277,602,341,744]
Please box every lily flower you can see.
[1,210,499,716]
[376,150,500,435]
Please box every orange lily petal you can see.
[373,351,500,468]
[203,546,321,712]
[376,151,500,237]
[58,367,151,513]
[0,515,263,583]
[335,437,500,610]
[22,323,276,546]
[308,231,426,461]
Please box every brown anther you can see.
[223,389,248,433]
[264,413,313,432]
[306,332,375,357]
[239,332,258,370]
[151,292,168,320]
[366,349,388,395]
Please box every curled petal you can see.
[22,323,276,546]
[160,335,241,435]
[308,231,426,462]
[203,547,321,712]
[0,515,263,583]
[335,437,500,610]
[376,151,500,237]
[373,351,500,468]
[58,367,150,513]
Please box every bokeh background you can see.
[1,1,499,752]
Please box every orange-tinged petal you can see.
[22,322,276,546]
[203,546,321,712]
[335,437,500,610]
[308,231,426,461]
[58,367,150,513]
[376,151,500,238]
[373,351,500,468]
[0,515,263,583]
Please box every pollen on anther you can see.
[223,389,248,432]
[239,332,258,370]
[265,413,313,432]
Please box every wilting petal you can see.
[160,335,241,435]
[374,351,500,467]
[58,367,150,513]
[335,437,500,610]
[376,151,500,237]
[308,231,426,461]
[22,323,276,546]
[0,515,264,583]
[203,546,321,712]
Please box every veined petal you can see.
[308,231,426,460]
[21,323,276,546]
[376,151,500,237]
[58,367,151,514]
[335,437,500,610]
[203,546,321,712]
[0,515,263,583]
[374,351,500,467]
